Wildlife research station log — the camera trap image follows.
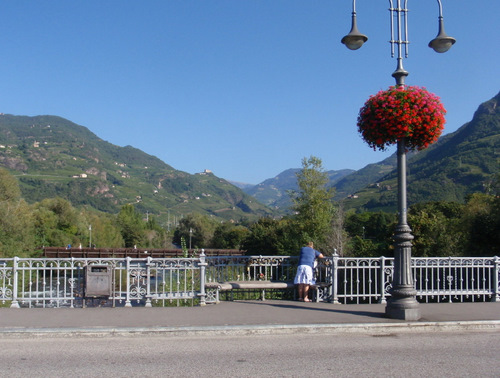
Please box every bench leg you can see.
[205,287,220,304]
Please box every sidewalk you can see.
[0,301,499,337]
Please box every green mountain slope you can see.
[242,91,499,213]
[0,114,275,223]
[331,154,399,200]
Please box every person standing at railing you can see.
[294,242,324,302]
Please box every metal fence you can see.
[0,256,205,308]
[331,256,500,304]
[206,255,298,283]
[1,254,498,308]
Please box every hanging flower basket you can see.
[357,86,446,151]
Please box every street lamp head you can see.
[341,12,368,50]
[429,31,456,53]
[341,30,368,50]
[429,14,456,53]
[429,35,455,53]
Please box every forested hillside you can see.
[0,114,274,224]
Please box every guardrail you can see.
[0,254,498,308]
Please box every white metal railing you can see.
[0,254,498,308]
[412,257,498,303]
[332,256,392,304]
[205,255,299,283]
[0,256,205,308]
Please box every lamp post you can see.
[189,228,193,251]
[341,0,455,320]
[89,225,92,249]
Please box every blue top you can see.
[298,246,322,268]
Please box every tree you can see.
[289,156,336,250]
[143,215,170,249]
[211,222,249,249]
[32,197,81,248]
[0,168,21,202]
[116,204,145,248]
[241,218,282,255]
[348,236,380,257]
[344,211,395,257]
[0,198,36,257]
[325,200,349,256]
[172,213,217,249]
[241,216,304,256]
[408,201,466,257]
[0,168,37,257]
[461,194,500,256]
[83,210,124,248]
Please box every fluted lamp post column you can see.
[341,0,455,320]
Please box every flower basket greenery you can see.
[357,86,446,151]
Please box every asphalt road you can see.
[1,330,499,377]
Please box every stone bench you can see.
[205,280,331,303]
[205,281,295,303]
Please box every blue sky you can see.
[1,1,498,184]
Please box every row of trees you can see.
[344,194,500,257]
[0,168,170,257]
[172,157,499,257]
[1,160,498,258]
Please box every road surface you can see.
[1,330,498,377]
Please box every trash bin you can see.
[84,265,112,297]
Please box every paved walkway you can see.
[0,301,499,337]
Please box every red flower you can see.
[357,86,446,151]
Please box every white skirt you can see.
[294,265,315,285]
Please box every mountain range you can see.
[240,168,354,211]
[0,115,274,225]
[0,90,498,223]
[239,91,499,212]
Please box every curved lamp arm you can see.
[342,0,455,54]
[341,0,368,50]
[428,0,456,53]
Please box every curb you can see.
[1,320,499,338]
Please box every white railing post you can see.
[331,250,340,304]
[125,257,132,307]
[447,257,453,303]
[70,257,75,308]
[10,257,20,308]
[493,256,500,302]
[145,256,152,307]
[379,256,387,304]
[198,249,207,306]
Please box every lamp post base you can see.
[386,294,421,321]
[386,306,421,321]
